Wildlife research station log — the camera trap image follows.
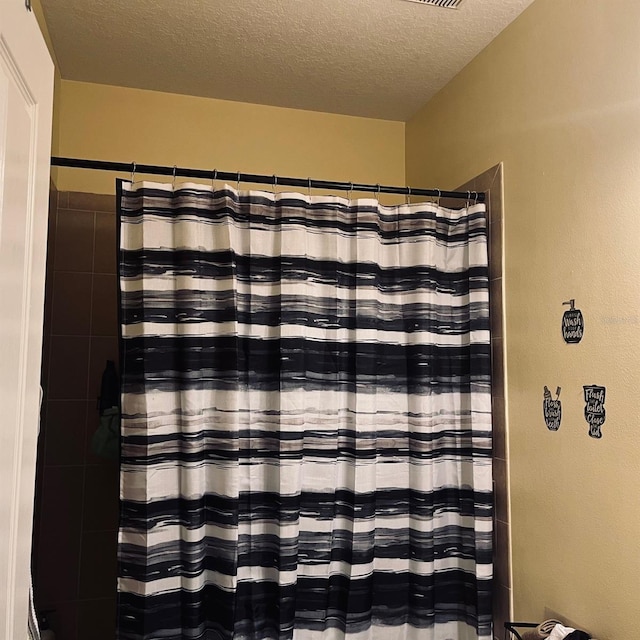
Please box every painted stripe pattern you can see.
[117,181,493,640]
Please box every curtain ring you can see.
[406,186,412,205]
[130,161,136,185]
[172,165,177,190]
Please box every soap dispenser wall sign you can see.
[543,386,562,431]
[562,299,584,343]
[583,385,606,439]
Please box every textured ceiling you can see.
[40,0,535,121]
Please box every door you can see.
[0,0,54,636]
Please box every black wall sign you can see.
[562,299,584,343]
[562,299,584,344]
[543,386,562,431]
[583,385,606,439]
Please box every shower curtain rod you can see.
[50,156,486,203]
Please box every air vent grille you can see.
[402,0,464,8]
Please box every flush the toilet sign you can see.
[583,385,606,439]
[543,386,562,431]
[562,299,584,343]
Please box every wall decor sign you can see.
[583,385,606,439]
[562,299,584,343]
[543,386,562,431]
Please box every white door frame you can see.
[0,0,54,636]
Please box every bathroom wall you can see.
[52,80,406,196]
[34,186,119,640]
[406,1,640,638]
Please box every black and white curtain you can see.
[116,180,493,640]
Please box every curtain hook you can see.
[474,191,479,205]
[308,178,312,197]
[467,191,472,209]
[172,165,178,191]
[130,161,136,185]
[236,171,241,192]
[376,183,381,204]
[406,186,412,205]
[348,182,353,200]
[273,174,278,195]
[211,168,218,192]
[435,189,441,207]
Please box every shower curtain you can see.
[116,180,493,640]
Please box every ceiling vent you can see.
[402,0,464,8]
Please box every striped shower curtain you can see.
[116,181,493,640]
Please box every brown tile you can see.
[58,191,69,209]
[44,400,88,466]
[55,209,95,272]
[31,456,46,576]
[489,218,502,280]
[35,466,84,604]
[439,196,460,210]
[494,520,511,589]
[40,327,52,401]
[46,196,57,276]
[79,530,118,599]
[453,176,476,193]
[48,183,58,212]
[94,212,118,274]
[44,202,57,338]
[488,223,502,283]
[77,598,116,640]
[47,336,90,400]
[490,163,503,189]
[491,195,503,228]
[88,337,120,402]
[51,272,93,336]
[43,268,55,340]
[491,337,505,401]
[490,278,503,339]
[68,192,115,213]
[83,464,120,532]
[44,601,79,640]
[488,168,504,213]
[91,274,118,336]
[493,457,509,525]
[492,584,511,639]
[492,393,507,460]
[39,465,84,538]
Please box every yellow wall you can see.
[31,0,61,158]
[407,1,640,638]
[54,80,405,196]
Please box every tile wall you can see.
[33,187,120,640]
[455,164,510,640]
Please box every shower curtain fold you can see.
[116,180,493,640]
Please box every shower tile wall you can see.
[454,165,510,640]
[33,187,119,640]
